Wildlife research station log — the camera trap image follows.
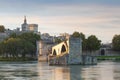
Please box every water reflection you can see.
[37,62,70,80]
[37,61,120,80]
[0,61,120,80]
[69,65,82,80]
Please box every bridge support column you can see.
[68,37,82,64]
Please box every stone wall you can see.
[37,41,54,61]
[68,37,82,64]
[83,50,120,56]
[102,50,120,56]
[81,55,97,65]
[49,54,69,65]
[49,37,97,65]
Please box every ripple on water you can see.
[0,61,120,80]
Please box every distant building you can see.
[5,28,21,36]
[41,33,54,43]
[60,33,70,39]
[21,16,38,32]
[21,16,28,31]
[0,16,40,42]
[28,24,38,32]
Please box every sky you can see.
[0,0,120,43]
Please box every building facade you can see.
[28,24,38,32]
[21,16,38,32]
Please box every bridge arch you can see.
[61,44,67,53]
[53,49,57,56]
[51,41,69,56]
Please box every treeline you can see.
[72,31,120,52]
[71,31,101,52]
[0,32,40,59]
[112,35,120,51]
[0,25,5,32]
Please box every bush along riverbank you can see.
[97,56,120,61]
[0,57,37,61]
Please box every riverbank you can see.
[97,56,120,60]
[0,57,37,61]
[1,56,120,61]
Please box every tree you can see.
[79,33,87,51]
[79,32,85,40]
[0,42,6,57]
[9,33,17,38]
[0,25,5,32]
[71,31,80,38]
[71,32,87,50]
[0,32,41,60]
[55,38,62,43]
[71,32,101,52]
[19,39,36,58]
[86,35,101,52]
[18,32,41,46]
[112,35,120,51]
[0,38,36,58]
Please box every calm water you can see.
[0,61,120,80]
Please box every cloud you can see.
[0,1,120,43]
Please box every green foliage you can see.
[86,35,101,52]
[82,39,88,51]
[71,31,87,50]
[9,33,17,38]
[0,25,5,32]
[55,38,62,43]
[79,33,86,51]
[71,31,81,38]
[0,32,41,59]
[18,32,40,46]
[71,32,101,52]
[72,31,85,39]
[0,42,5,56]
[112,35,120,51]
[79,32,85,40]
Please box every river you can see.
[0,61,120,80]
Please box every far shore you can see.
[0,56,120,61]
[97,56,120,61]
[0,57,37,61]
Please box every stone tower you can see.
[21,16,28,31]
[68,37,82,64]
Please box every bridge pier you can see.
[49,37,97,65]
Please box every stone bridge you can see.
[49,37,97,65]
[51,40,69,56]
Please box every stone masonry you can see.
[49,37,97,65]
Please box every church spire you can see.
[24,16,27,24]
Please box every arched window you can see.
[61,45,66,53]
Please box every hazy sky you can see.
[0,0,120,43]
